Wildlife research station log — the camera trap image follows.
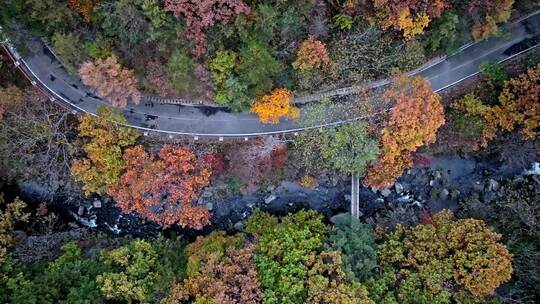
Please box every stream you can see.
[5,153,540,239]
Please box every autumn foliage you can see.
[373,0,447,38]
[0,85,23,121]
[378,210,513,298]
[164,0,251,57]
[227,136,288,193]
[79,56,141,108]
[145,60,175,97]
[365,74,445,189]
[164,242,263,304]
[109,145,212,229]
[466,0,513,40]
[72,107,139,195]
[251,88,300,124]
[454,64,540,146]
[293,37,331,71]
[0,195,29,261]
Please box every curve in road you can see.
[3,11,540,139]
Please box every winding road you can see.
[3,11,540,139]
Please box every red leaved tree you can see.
[164,0,251,57]
[109,145,212,229]
[163,243,263,304]
[364,74,445,189]
[79,56,141,108]
[293,36,331,71]
[228,136,288,193]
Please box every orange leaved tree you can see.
[251,88,300,124]
[79,56,141,108]
[364,74,445,189]
[109,145,212,229]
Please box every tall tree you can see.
[372,0,447,38]
[0,87,73,194]
[463,0,513,40]
[164,0,251,57]
[293,36,331,71]
[321,122,380,176]
[109,145,212,229]
[79,56,141,108]
[71,107,139,195]
[51,32,88,75]
[67,0,99,23]
[251,89,300,124]
[364,74,445,189]
[369,210,513,302]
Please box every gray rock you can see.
[395,183,404,194]
[486,179,500,192]
[330,212,350,224]
[473,182,484,192]
[264,194,277,204]
[451,189,461,199]
[93,200,102,208]
[380,189,392,197]
[440,188,450,200]
[205,202,213,211]
[12,230,27,244]
[233,221,244,231]
[201,190,213,198]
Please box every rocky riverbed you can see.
[10,153,540,239]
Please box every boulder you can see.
[394,183,404,194]
[486,179,500,192]
[264,194,277,204]
[440,188,449,200]
[380,189,391,197]
[233,221,244,231]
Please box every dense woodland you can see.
[0,0,540,304]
